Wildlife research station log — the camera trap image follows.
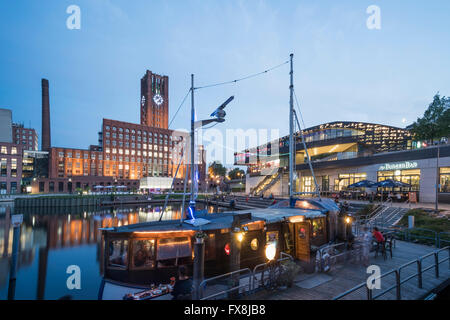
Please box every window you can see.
[250,238,259,251]
[377,169,420,192]
[11,147,17,155]
[0,158,7,177]
[440,167,450,193]
[132,239,155,269]
[157,237,191,267]
[1,146,6,154]
[11,159,17,177]
[334,173,367,191]
[108,240,128,268]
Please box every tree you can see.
[410,93,450,143]
[228,167,245,180]
[208,161,227,178]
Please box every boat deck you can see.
[244,241,450,300]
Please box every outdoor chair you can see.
[385,237,394,258]
[374,241,387,260]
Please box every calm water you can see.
[0,202,223,300]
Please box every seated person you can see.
[171,265,192,300]
[372,227,385,243]
[134,249,148,267]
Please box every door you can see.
[294,222,310,261]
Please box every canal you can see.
[0,202,225,300]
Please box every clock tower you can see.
[140,70,169,129]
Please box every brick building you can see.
[12,123,39,151]
[33,70,206,193]
[0,142,23,194]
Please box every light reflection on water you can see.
[0,202,223,300]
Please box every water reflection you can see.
[0,202,223,300]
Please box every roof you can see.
[106,207,326,234]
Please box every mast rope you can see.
[194,60,289,90]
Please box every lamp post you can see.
[435,145,440,212]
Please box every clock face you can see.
[141,95,146,106]
[153,94,164,106]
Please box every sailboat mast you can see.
[289,53,295,200]
[190,74,195,204]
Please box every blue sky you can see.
[1,0,450,166]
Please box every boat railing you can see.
[198,267,253,300]
[316,242,363,272]
[333,246,450,300]
[199,252,294,300]
[251,253,294,292]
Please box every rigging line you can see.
[168,88,191,129]
[293,88,306,130]
[194,60,290,90]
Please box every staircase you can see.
[251,169,282,197]
[353,202,410,235]
[370,206,409,228]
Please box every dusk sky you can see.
[1,0,450,166]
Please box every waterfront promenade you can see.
[244,240,450,300]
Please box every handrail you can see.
[333,246,450,300]
[198,267,252,299]
[200,283,250,300]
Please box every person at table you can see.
[171,265,193,300]
[372,227,384,243]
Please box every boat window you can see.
[250,238,259,251]
[266,231,279,243]
[132,239,155,269]
[312,219,325,238]
[108,240,128,268]
[157,237,191,267]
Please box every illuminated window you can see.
[250,238,259,251]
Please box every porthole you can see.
[250,238,259,251]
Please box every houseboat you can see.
[98,198,341,299]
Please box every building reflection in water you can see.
[0,203,213,299]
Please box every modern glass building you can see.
[235,121,450,203]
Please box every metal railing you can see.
[317,242,363,272]
[333,246,450,300]
[199,252,294,300]
[198,267,252,300]
[252,253,294,291]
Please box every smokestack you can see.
[41,79,51,151]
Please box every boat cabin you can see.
[101,198,339,285]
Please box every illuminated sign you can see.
[378,161,418,171]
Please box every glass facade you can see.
[377,169,420,191]
[334,173,367,191]
[440,167,450,193]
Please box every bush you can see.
[398,209,450,233]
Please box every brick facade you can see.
[0,142,23,194]
[12,124,39,151]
